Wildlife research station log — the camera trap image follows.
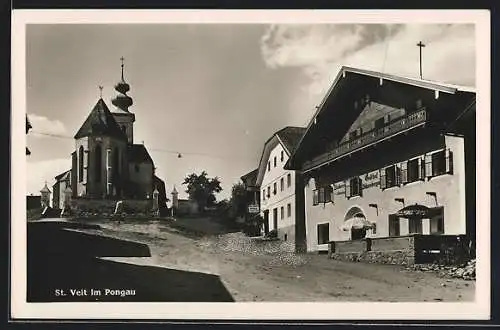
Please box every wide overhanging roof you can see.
[285,66,476,170]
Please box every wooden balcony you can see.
[304,108,428,170]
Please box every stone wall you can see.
[330,250,415,265]
[69,198,153,216]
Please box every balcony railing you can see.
[304,108,428,170]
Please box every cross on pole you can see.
[416,41,426,79]
[99,85,103,98]
[120,56,125,80]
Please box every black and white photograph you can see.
[11,10,490,320]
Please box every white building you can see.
[255,126,306,252]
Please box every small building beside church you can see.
[52,59,167,215]
[285,66,475,257]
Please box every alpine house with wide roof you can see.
[285,66,476,253]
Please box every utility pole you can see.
[416,41,426,79]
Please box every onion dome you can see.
[111,57,133,112]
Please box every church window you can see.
[95,144,102,182]
[113,147,120,175]
[78,146,84,182]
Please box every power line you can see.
[29,131,256,162]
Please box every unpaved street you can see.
[81,218,475,302]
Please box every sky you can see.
[25,23,476,200]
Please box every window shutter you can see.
[345,180,351,198]
[401,162,408,184]
[395,165,401,186]
[357,177,363,196]
[318,188,324,204]
[328,185,333,202]
[425,154,432,178]
[446,149,454,174]
[418,157,424,180]
[380,169,386,190]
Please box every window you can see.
[430,216,444,235]
[425,149,453,178]
[274,156,277,168]
[267,161,270,171]
[405,158,424,183]
[287,173,292,187]
[430,208,444,234]
[346,177,362,198]
[316,186,333,204]
[262,189,266,200]
[313,189,319,206]
[287,203,292,217]
[267,186,270,198]
[409,218,423,234]
[121,125,126,133]
[381,165,400,189]
[280,206,284,220]
[273,182,277,195]
[317,223,330,245]
[78,146,84,182]
[280,178,284,191]
[135,164,140,173]
[374,117,385,130]
[280,150,284,162]
[94,145,102,182]
[389,215,400,237]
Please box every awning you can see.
[395,203,431,218]
[341,216,375,231]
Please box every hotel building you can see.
[285,67,475,253]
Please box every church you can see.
[52,59,167,214]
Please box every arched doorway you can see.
[343,206,370,240]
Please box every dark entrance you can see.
[273,208,278,230]
[351,228,367,240]
[263,210,269,234]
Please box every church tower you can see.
[111,57,135,144]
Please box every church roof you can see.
[128,144,154,164]
[54,169,71,182]
[74,98,127,140]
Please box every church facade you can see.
[53,60,167,213]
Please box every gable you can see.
[74,99,127,141]
[339,101,405,144]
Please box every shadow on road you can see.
[27,219,234,302]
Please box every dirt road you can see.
[83,218,475,302]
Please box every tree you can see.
[230,182,247,218]
[182,171,222,212]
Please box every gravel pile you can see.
[208,232,308,267]
[407,259,476,281]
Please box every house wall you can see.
[260,143,299,249]
[304,134,466,252]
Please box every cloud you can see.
[26,158,71,195]
[27,113,67,137]
[260,24,476,125]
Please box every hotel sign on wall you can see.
[333,170,380,195]
[362,171,380,189]
[248,205,260,214]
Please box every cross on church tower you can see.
[120,56,125,80]
[99,85,103,98]
[416,41,426,79]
